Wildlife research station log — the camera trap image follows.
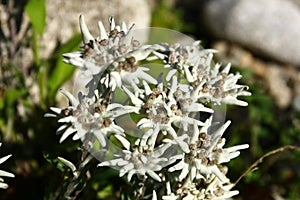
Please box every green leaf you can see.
[25,0,46,65]
[4,89,26,106]
[25,0,46,35]
[97,185,113,199]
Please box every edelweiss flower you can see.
[117,77,213,152]
[192,62,251,106]
[124,77,213,152]
[98,140,177,182]
[0,143,14,189]
[63,15,158,92]
[47,14,252,200]
[45,90,139,147]
[162,178,238,200]
[153,41,217,82]
[168,117,249,183]
[153,42,250,106]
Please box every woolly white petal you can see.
[147,170,161,182]
[58,116,74,123]
[152,190,157,200]
[93,130,107,147]
[215,190,239,200]
[56,124,69,133]
[114,135,130,150]
[57,157,77,173]
[0,182,9,189]
[97,21,108,40]
[226,144,249,153]
[122,86,143,106]
[109,17,116,31]
[98,158,126,167]
[44,113,57,117]
[127,169,136,182]
[49,107,62,114]
[65,57,85,68]
[178,164,189,181]
[0,155,11,166]
[137,119,153,128]
[59,127,77,143]
[169,160,185,172]
[62,51,82,58]
[142,80,152,95]
[120,163,134,177]
[208,120,231,152]
[79,15,94,44]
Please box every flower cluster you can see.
[47,15,251,199]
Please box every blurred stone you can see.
[265,66,292,109]
[39,0,152,59]
[293,95,300,111]
[293,76,300,110]
[292,0,300,7]
[203,0,300,66]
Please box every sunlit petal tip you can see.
[97,21,108,40]
[227,144,250,153]
[222,63,231,74]
[58,116,73,123]
[56,124,68,133]
[97,161,109,167]
[57,157,77,172]
[0,155,12,165]
[49,107,62,114]
[0,183,8,189]
[193,40,201,46]
[208,49,219,54]
[152,190,157,200]
[109,16,116,31]
[147,170,161,182]
[122,86,143,106]
[0,170,14,178]
[79,14,94,44]
[44,113,57,118]
[121,21,127,33]
[62,52,81,58]
[59,127,76,143]
[114,135,130,150]
[59,89,79,107]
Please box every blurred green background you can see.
[0,0,299,199]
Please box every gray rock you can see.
[202,0,300,66]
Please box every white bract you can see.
[46,15,251,199]
[0,143,14,189]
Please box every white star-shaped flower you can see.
[99,141,177,182]
[45,90,139,147]
[63,15,158,93]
